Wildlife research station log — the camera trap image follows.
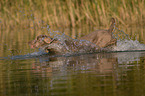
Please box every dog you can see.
[28,35,55,49]
[28,34,99,55]
[28,18,117,55]
[79,18,116,48]
[28,35,63,54]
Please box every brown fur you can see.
[28,35,57,49]
[28,18,117,54]
[79,18,116,48]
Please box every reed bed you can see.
[1,0,145,57]
[0,0,145,28]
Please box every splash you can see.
[48,34,101,54]
[43,26,145,55]
[46,27,145,54]
[5,29,144,60]
[113,39,145,51]
[19,9,145,53]
[46,26,101,54]
[112,27,145,51]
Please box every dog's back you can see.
[79,18,116,48]
[28,18,117,54]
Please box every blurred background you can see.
[1,1,145,96]
[1,0,145,27]
[0,0,145,55]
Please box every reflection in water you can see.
[1,24,145,96]
[1,20,145,95]
[0,49,145,95]
[32,51,145,73]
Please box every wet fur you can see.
[79,18,116,48]
[28,18,117,54]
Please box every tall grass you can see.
[0,0,145,28]
[1,0,145,56]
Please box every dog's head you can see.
[28,35,54,49]
[28,35,64,54]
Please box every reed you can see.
[1,0,145,56]
[0,0,145,28]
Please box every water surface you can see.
[1,25,145,96]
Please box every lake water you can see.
[1,24,145,96]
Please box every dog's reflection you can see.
[31,53,118,75]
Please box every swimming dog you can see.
[79,18,116,48]
[28,18,117,55]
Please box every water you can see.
[1,17,145,96]
[0,51,145,96]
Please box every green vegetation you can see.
[1,0,145,28]
[1,0,145,56]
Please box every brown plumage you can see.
[28,18,117,54]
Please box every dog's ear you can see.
[108,18,115,33]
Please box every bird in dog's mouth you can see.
[28,18,117,55]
